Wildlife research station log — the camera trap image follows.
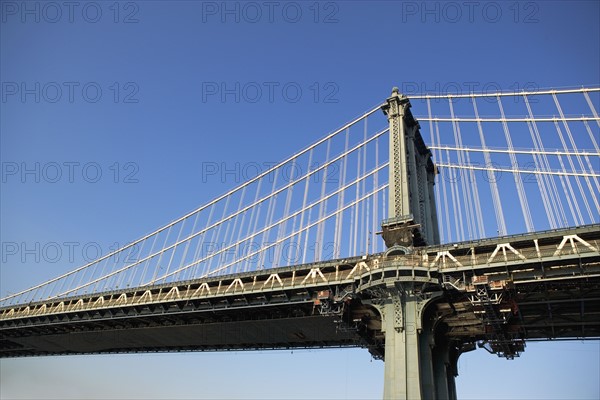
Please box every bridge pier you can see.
[376,86,454,399]
[374,285,457,400]
[431,335,458,400]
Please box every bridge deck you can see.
[1,225,599,358]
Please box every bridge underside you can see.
[440,280,600,341]
[0,304,365,357]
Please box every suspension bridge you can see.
[1,86,599,400]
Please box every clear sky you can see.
[1,1,599,399]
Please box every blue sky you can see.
[1,1,599,399]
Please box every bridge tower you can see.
[373,88,456,400]
[381,87,440,251]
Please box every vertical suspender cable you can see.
[552,93,598,221]
[448,98,473,239]
[525,120,556,229]
[258,169,280,269]
[497,96,534,232]
[316,141,332,261]
[372,133,379,253]
[582,120,600,192]
[583,90,600,130]
[426,98,444,242]
[523,95,558,229]
[352,140,361,256]
[274,164,295,267]
[524,95,568,227]
[193,203,216,278]
[435,121,452,242]
[552,121,583,226]
[472,96,506,235]
[295,148,313,264]
[362,116,368,254]
[226,186,247,273]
